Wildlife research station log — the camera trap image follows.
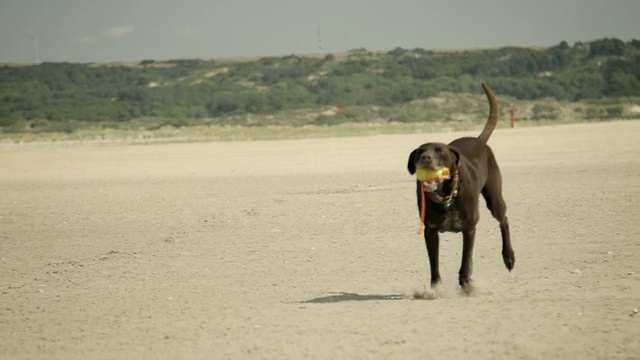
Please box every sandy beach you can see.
[1,120,639,359]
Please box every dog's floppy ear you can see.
[407,149,418,175]
[449,147,461,167]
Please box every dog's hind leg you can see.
[423,228,442,287]
[482,178,515,271]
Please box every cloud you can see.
[175,25,196,36]
[101,25,135,39]
[78,36,100,44]
[78,25,134,44]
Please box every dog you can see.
[407,82,515,289]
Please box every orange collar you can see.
[417,168,459,235]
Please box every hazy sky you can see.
[1,0,639,64]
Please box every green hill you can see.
[1,37,639,136]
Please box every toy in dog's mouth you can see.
[416,167,451,192]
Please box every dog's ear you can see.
[449,147,461,167]
[407,149,418,175]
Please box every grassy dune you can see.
[2,90,638,144]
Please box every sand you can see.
[1,121,639,359]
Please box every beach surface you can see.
[1,120,639,359]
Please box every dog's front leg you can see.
[424,228,441,287]
[459,227,476,287]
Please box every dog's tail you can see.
[478,82,498,143]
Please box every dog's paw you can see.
[502,249,515,271]
[457,274,475,296]
[459,281,476,296]
[458,273,471,287]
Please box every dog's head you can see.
[407,142,459,192]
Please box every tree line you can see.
[1,37,639,128]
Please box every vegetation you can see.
[1,37,639,136]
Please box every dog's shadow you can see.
[300,292,405,304]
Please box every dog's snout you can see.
[420,153,432,163]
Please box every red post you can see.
[337,100,343,116]
[508,105,516,128]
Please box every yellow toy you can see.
[416,166,453,234]
[416,167,451,183]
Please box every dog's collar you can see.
[416,167,460,234]
[425,168,459,208]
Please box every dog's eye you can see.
[435,148,443,154]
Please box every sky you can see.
[1,0,639,64]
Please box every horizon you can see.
[1,0,639,64]
[0,40,633,67]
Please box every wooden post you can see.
[508,105,516,128]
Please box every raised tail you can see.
[478,82,498,143]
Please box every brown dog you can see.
[407,82,515,289]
